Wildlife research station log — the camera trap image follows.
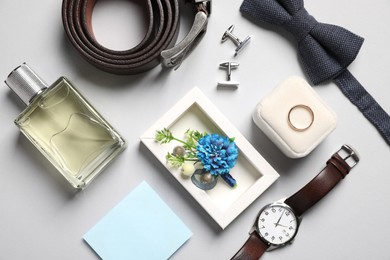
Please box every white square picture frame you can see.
[140,87,279,229]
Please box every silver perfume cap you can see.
[5,63,48,105]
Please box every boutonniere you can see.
[155,128,238,190]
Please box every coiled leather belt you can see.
[62,0,211,75]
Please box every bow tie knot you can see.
[284,8,316,43]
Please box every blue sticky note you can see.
[84,181,192,260]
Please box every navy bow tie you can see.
[241,0,390,145]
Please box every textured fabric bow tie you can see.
[240,0,390,145]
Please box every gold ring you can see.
[288,104,314,132]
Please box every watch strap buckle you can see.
[161,1,210,69]
[336,144,360,169]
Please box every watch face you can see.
[256,202,299,246]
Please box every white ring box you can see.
[253,76,337,158]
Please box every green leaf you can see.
[184,129,207,150]
[155,128,173,144]
[166,153,185,167]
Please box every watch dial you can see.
[256,203,298,246]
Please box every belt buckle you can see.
[336,145,360,169]
[161,0,211,69]
[195,0,212,14]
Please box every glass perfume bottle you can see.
[5,63,127,189]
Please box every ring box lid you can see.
[253,76,337,158]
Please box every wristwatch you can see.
[231,145,359,260]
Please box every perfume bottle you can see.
[5,63,127,189]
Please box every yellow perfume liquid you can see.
[6,64,127,189]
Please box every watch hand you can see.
[274,210,285,227]
[273,223,289,228]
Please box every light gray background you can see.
[1,0,389,259]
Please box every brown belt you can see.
[62,0,210,75]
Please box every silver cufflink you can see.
[217,62,239,88]
[221,25,251,56]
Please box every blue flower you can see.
[196,134,238,176]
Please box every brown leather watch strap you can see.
[62,0,208,75]
[231,231,269,260]
[285,145,359,216]
[230,146,358,260]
